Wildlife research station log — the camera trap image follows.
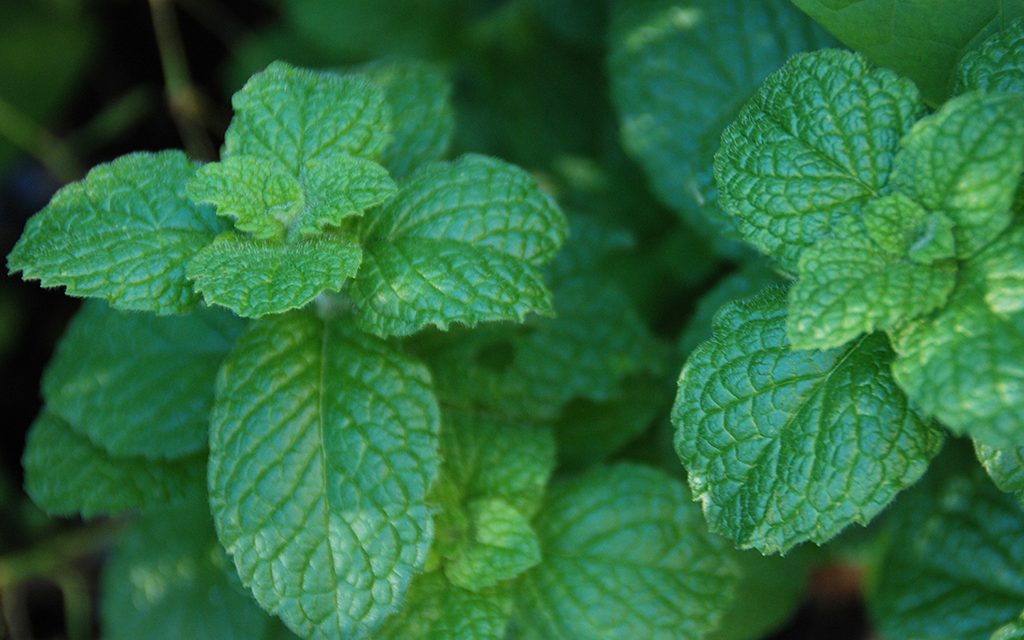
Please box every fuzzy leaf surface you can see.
[975,441,1024,501]
[956,18,1024,95]
[375,571,511,640]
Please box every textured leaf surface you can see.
[43,301,244,458]
[892,92,1024,257]
[792,0,1024,104]
[187,233,362,318]
[104,503,291,640]
[23,412,204,518]
[982,224,1024,314]
[7,151,226,313]
[363,59,455,177]
[208,311,440,639]
[787,211,957,350]
[715,49,925,270]
[994,615,1024,640]
[892,227,1024,447]
[956,18,1024,95]
[223,61,390,172]
[444,498,540,592]
[871,447,1024,640]
[352,155,567,336]
[609,0,833,237]
[674,288,943,553]
[862,193,956,264]
[975,441,1024,501]
[679,263,782,355]
[376,571,511,640]
[514,464,739,639]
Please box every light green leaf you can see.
[715,49,925,270]
[223,61,390,172]
[7,151,226,314]
[792,0,1024,104]
[445,498,540,592]
[186,233,362,318]
[609,0,833,239]
[362,58,455,178]
[188,155,395,240]
[375,571,511,640]
[956,18,1024,95]
[993,614,1024,640]
[23,412,204,519]
[983,224,1024,314]
[892,226,1024,447]
[674,288,944,553]
[103,502,293,640]
[892,91,1024,257]
[514,464,740,640]
[975,441,1024,501]
[863,193,956,264]
[208,310,440,639]
[42,301,244,459]
[870,446,1024,640]
[352,155,567,337]
[787,208,958,350]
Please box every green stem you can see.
[0,96,81,181]
[0,519,125,590]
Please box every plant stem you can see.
[0,96,82,182]
[0,519,125,590]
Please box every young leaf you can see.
[995,615,1024,640]
[787,199,958,350]
[975,441,1024,502]
[352,154,567,337]
[23,412,204,518]
[444,498,540,592]
[957,18,1024,96]
[891,91,1024,257]
[892,226,1024,447]
[870,446,1024,640]
[103,503,292,640]
[792,0,1024,104]
[208,310,440,639]
[7,151,226,314]
[513,464,740,640]
[609,0,833,239]
[223,61,390,172]
[362,59,455,178]
[186,233,362,318]
[375,571,511,640]
[715,49,925,270]
[42,301,244,459]
[674,288,944,554]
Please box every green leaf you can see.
[513,464,740,639]
[792,0,1024,104]
[674,287,944,553]
[982,223,1024,314]
[994,614,1024,640]
[870,445,1024,640]
[892,226,1024,447]
[956,18,1024,95]
[223,61,390,172]
[42,301,244,459]
[362,59,455,178]
[787,202,958,350]
[609,0,833,239]
[444,498,540,592]
[23,412,204,519]
[975,441,1024,501]
[375,571,511,640]
[188,155,396,240]
[715,49,925,270]
[862,193,957,263]
[891,91,1024,257]
[352,155,567,337]
[7,151,226,314]
[103,502,292,640]
[208,310,440,638]
[186,233,362,318]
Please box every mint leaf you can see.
[513,464,739,639]
[975,441,1024,501]
[674,288,944,553]
[103,502,291,640]
[994,615,1024,640]
[188,155,395,240]
[23,412,204,518]
[42,301,244,459]
[679,263,783,355]
[352,154,567,337]
[891,92,1024,257]
[609,0,833,240]
[7,151,226,314]
[792,0,1024,104]
[186,233,362,318]
[208,310,440,638]
[715,49,925,270]
[376,571,511,640]
[363,59,455,178]
[445,498,540,592]
[223,61,390,171]
[870,446,1024,640]
[956,19,1024,95]
[982,224,1024,314]
[787,200,958,350]
[892,226,1024,447]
